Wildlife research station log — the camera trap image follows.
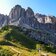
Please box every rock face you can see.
[9,5,38,29]
[0,5,56,45]
[9,5,25,20]
[35,13,56,33]
[9,5,56,29]
[26,7,34,18]
[0,14,9,29]
[35,13,46,23]
[35,13,56,23]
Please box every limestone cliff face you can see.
[35,13,56,23]
[9,5,56,29]
[26,7,34,18]
[0,14,9,29]
[9,5,38,29]
[35,13,56,32]
[35,13,46,23]
[9,5,25,19]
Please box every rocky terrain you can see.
[0,14,9,29]
[0,5,56,46]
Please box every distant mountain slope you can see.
[0,14,9,29]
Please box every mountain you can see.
[35,13,56,23]
[0,5,56,46]
[0,14,9,29]
[9,5,38,29]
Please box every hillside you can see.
[0,25,56,56]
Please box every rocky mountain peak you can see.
[8,5,38,29]
[14,5,21,8]
[26,7,34,18]
[9,5,25,23]
[35,13,56,23]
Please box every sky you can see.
[0,0,56,16]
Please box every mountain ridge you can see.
[0,5,56,46]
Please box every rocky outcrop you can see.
[9,5,25,23]
[35,13,56,23]
[0,14,9,29]
[35,13,46,23]
[35,13,56,33]
[9,5,38,29]
[26,7,34,18]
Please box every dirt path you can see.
[9,46,21,53]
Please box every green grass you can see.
[0,25,56,56]
[0,46,13,56]
[3,26,36,49]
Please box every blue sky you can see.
[0,0,56,16]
